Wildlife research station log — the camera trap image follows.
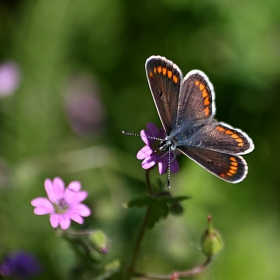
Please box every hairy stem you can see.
[126,169,153,275]
[133,257,213,279]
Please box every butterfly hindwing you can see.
[178,146,248,183]
[146,56,183,134]
[177,120,254,155]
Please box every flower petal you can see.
[69,204,91,217]
[50,214,59,228]
[45,178,64,203]
[52,177,65,198]
[170,157,180,173]
[136,145,153,160]
[140,129,150,145]
[59,215,71,230]
[44,179,56,203]
[64,189,88,205]
[158,156,168,175]
[142,154,158,169]
[31,198,54,215]
[67,181,81,191]
[146,122,160,137]
[140,123,161,145]
[67,212,84,224]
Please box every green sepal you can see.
[89,230,109,254]
[97,260,122,280]
[201,216,223,257]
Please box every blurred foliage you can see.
[0,0,279,279]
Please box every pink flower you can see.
[64,73,106,136]
[0,61,20,96]
[31,177,91,230]
[137,123,179,175]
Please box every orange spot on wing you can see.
[231,162,238,166]
[204,97,210,106]
[204,107,210,117]
[195,80,200,86]
[230,166,238,171]
[149,71,153,78]
[153,67,157,73]
[167,70,172,78]
[236,138,244,145]
[162,67,167,75]
[226,172,233,176]
[157,66,162,73]
[220,173,226,178]
[226,130,233,135]
[202,89,208,97]
[231,133,238,139]
[230,157,236,161]
[229,169,237,174]
[216,126,226,132]
[173,75,178,83]
[199,83,205,91]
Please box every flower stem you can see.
[126,206,152,275]
[126,169,153,275]
[56,229,94,237]
[145,169,153,195]
[172,257,212,278]
[132,257,213,279]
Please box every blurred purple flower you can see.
[64,73,106,136]
[31,177,91,230]
[137,122,179,175]
[0,251,41,279]
[0,61,21,97]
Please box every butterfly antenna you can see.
[122,131,141,137]
[122,131,162,142]
[167,146,171,189]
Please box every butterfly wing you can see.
[175,120,254,155]
[176,71,216,128]
[145,56,183,134]
[177,146,248,183]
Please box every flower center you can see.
[54,198,69,214]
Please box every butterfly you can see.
[145,55,254,184]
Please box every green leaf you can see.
[146,201,169,229]
[123,193,191,229]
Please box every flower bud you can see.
[105,260,121,273]
[89,230,109,254]
[201,215,223,258]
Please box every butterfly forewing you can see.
[176,71,216,127]
[146,56,183,134]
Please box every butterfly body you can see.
[145,55,254,183]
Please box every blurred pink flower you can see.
[137,122,179,175]
[64,73,106,136]
[0,61,20,96]
[31,177,91,230]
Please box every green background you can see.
[0,0,279,279]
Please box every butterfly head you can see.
[159,136,177,153]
